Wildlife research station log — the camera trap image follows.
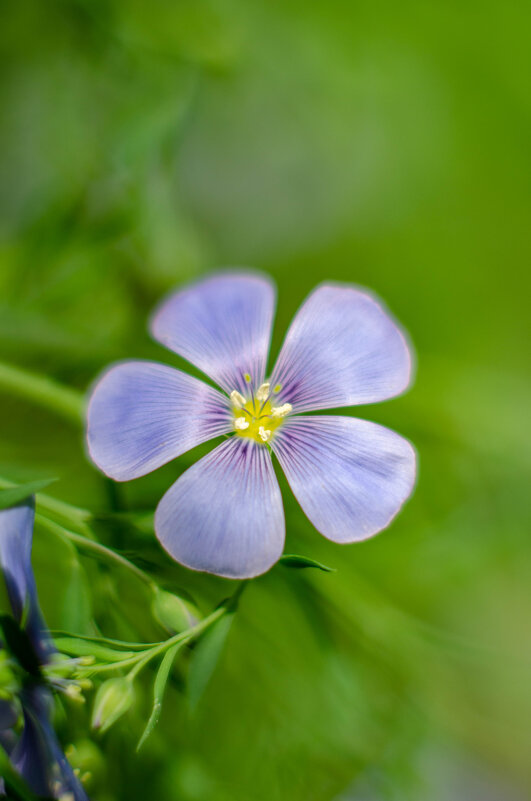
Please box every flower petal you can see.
[271,416,416,543]
[150,272,276,394]
[155,438,285,579]
[11,687,88,801]
[270,284,412,412]
[0,501,54,664]
[87,361,232,481]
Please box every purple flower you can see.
[0,499,88,801]
[87,274,416,579]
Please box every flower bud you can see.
[151,587,199,634]
[91,677,134,734]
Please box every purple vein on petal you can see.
[87,361,233,481]
[155,437,285,579]
[150,272,276,395]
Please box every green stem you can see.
[0,360,84,425]
[37,514,155,589]
[87,606,227,676]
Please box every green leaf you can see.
[53,637,137,663]
[0,478,57,510]
[187,612,234,712]
[279,554,336,572]
[50,630,152,651]
[137,641,184,751]
[60,558,92,634]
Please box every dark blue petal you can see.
[0,500,54,664]
[0,698,17,731]
[11,687,89,801]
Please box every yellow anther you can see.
[271,403,292,418]
[255,382,270,401]
[230,390,246,408]
[231,384,291,444]
[258,426,271,442]
[244,373,251,383]
[273,383,282,393]
[65,684,85,703]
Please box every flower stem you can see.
[37,514,155,589]
[0,360,84,425]
[87,605,228,676]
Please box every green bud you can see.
[91,677,134,734]
[151,587,200,634]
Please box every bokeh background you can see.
[1,1,530,799]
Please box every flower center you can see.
[230,382,291,444]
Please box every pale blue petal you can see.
[155,438,285,579]
[150,272,276,394]
[270,284,412,412]
[0,501,54,664]
[271,416,416,543]
[87,361,232,481]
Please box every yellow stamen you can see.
[231,384,291,444]
[255,382,270,401]
[230,390,246,408]
[271,403,292,418]
[258,426,271,442]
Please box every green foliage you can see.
[137,642,184,752]
[187,613,235,713]
[0,478,56,510]
[280,554,336,572]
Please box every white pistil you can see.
[258,426,271,442]
[234,417,250,431]
[255,382,270,401]
[270,403,292,418]
[230,390,246,408]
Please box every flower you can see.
[0,498,89,801]
[87,273,416,579]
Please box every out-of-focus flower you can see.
[87,273,416,579]
[0,499,89,800]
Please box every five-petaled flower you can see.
[87,273,416,579]
[0,498,88,800]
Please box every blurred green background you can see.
[1,0,530,799]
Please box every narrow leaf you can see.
[60,558,92,634]
[50,630,152,651]
[0,479,57,510]
[137,642,183,751]
[280,553,336,572]
[187,613,234,712]
[53,637,136,663]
